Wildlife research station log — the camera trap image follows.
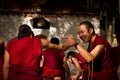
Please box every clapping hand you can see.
[65,35,78,47]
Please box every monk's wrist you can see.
[74,42,79,49]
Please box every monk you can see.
[74,21,118,80]
[42,37,70,80]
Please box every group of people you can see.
[0,21,119,80]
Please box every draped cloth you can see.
[42,49,65,80]
[43,66,65,79]
[6,37,42,80]
[89,35,118,80]
[0,59,3,80]
[111,44,120,67]
[8,65,41,80]
[73,53,88,71]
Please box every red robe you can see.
[0,58,3,80]
[111,44,120,67]
[42,49,65,80]
[89,35,118,80]
[6,37,42,80]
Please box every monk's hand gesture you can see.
[65,35,78,47]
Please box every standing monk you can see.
[3,24,76,80]
[75,21,118,80]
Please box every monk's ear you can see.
[89,28,94,34]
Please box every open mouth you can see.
[81,36,86,41]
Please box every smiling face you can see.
[78,24,93,43]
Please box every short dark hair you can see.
[79,21,95,34]
[18,24,34,39]
[50,37,59,44]
[66,51,76,58]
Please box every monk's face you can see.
[78,24,93,43]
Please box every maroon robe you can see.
[71,53,88,80]
[89,35,118,80]
[42,49,65,80]
[6,37,42,80]
[111,44,120,67]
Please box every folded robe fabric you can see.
[9,65,42,80]
[43,66,65,78]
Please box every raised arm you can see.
[36,34,77,51]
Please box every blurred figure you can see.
[42,37,70,80]
[66,51,88,80]
[75,21,118,80]
[111,43,120,69]
[111,42,120,80]
[3,24,76,80]
[0,38,5,80]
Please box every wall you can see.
[0,14,100,49]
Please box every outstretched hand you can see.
[65,35,78,47]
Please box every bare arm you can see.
[37,35,77,51]
[3,50,10,80]
[39,55,44,68]
[63,57,70,79]
[76,44,105,63]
